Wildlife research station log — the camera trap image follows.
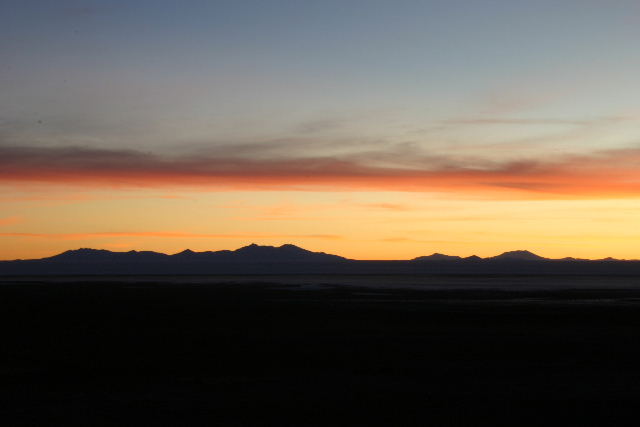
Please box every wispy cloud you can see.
[2,145,640,199]
[441,118,588,126]
[478,87,575,116]
[441,114,638,128]
[379,237,467,244]
[0,231,344,241]
[221,203,328,221]
[0,216,21,226]
[0,192,193,205]
[296,118,346,134]
[355,203,413,211]
[215,200,416,222]
[157,194,195,200]
[60,5,118,18]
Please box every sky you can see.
[2,0,640,260]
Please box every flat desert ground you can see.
[2,275,640,425]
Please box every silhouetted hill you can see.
[47,244,346,263]
[413,253,462,261]
[487,250,548,261]
[2,244,640,275]
[211,243,346,262]
[49,248,169,262]
[0,244,350,275]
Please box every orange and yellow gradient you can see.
[2,184,640,261]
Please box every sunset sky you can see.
[2,0,640,260]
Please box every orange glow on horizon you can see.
[1,146,640,200]
[2,147,640,262]
[2,191,640,261]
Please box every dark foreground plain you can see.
[2,276,640,426]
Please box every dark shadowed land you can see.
[2,275,640,425]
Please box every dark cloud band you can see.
[1,145,639,198]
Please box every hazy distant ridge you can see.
[1,244,638,276]
[413,250,624,262]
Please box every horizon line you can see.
[0,243,634,262]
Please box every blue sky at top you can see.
[2,0,639,158]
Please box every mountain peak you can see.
[230,243,344,261]
[489,250,547,261]
[47,248,167,262]
[169,249,196,258]
[413,253,462,261]
[48,248,110,259]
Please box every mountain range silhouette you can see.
[48,243,345,263]
[33,245,629,262]
[1,244,638,275]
